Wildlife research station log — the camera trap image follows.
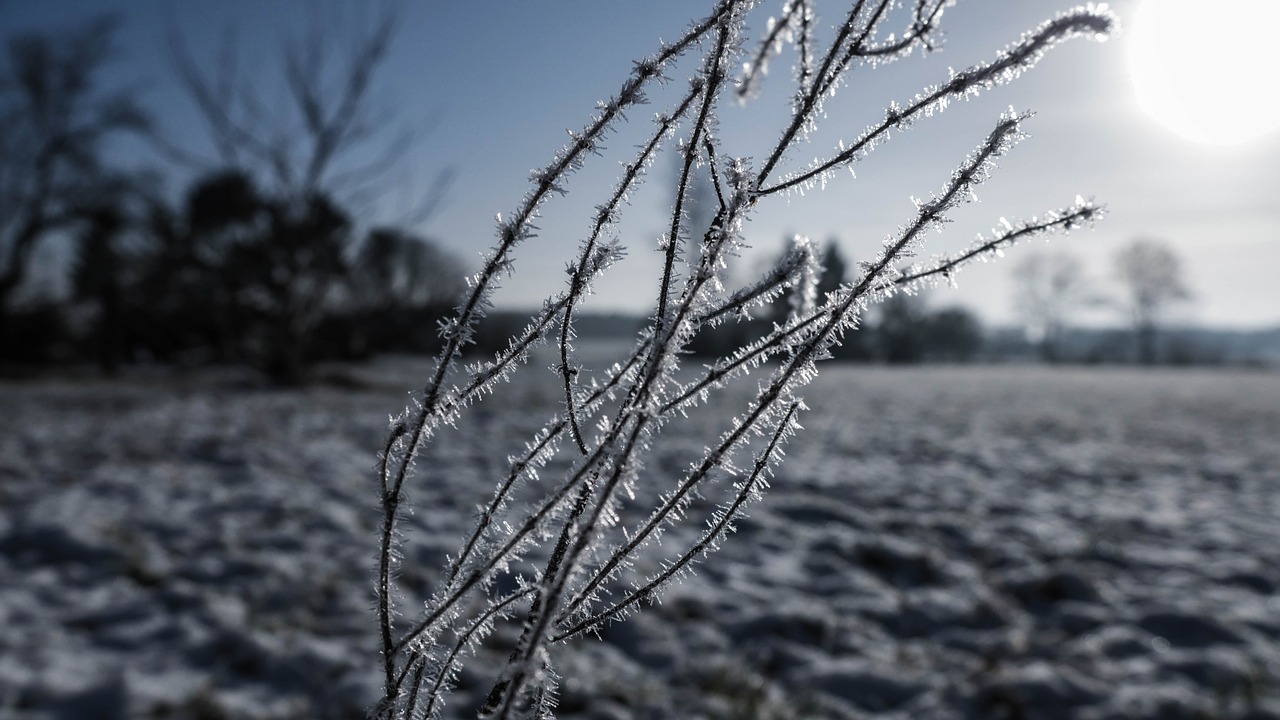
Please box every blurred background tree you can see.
[343,227,466,357]
[1011,250,1095,363]
[151,6,457,382]
[874,293,928,364]
[688,236,984,364]
[1113,238,1191,365]
[71,203,131,374]
[0,16,147,362]
[924,306,984,363]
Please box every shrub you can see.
[372,2,1115,717]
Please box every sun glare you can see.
[1128,0,1280,146]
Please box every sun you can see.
[1128,0,1280,146]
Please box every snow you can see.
[2,358,1279,718]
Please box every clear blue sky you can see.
[4,1,1278,329]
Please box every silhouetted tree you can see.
[923,305,983,362]
[692,237,873,362]
[816,240,875,361]
[354,228,464,311]
[875,293,927,364]
[0,17,146,356]
[156,8,456,378]
[135,170,262,364]
[71,205,129,373]
[343,227,465,355]
[244,191,352,382]
[1114,238,1190,365]
[162,5,446,215]
[816,239,847,300]
[132,170,356,382]
[765,238,848,320]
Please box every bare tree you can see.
[925,305,984,362]
[0,16,146,344]
[354,228,464,311]
[1113,238,1190,365]
[345,227,467,355]
[162,4,443,211]
[71,203,130,374]
[1011,250,1093,362]
[875,292,929,363]
[159,6,457,381]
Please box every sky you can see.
[3,0,1278,330]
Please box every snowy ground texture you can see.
[3,353,1280,719]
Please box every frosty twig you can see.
[373,2,1115,717]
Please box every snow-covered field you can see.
[3,354,1279,719]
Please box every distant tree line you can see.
[687,235,1230,368]
[4,166,465,383]
[1010,238,1198,365]
[687,239,985,364]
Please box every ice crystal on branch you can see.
[372,2,1114,717]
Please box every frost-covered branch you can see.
[894,199,1105,291]
[759,5,1114,196]
[373,2,1114,716]
[373,4,735,693]
[554,401,803,641]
